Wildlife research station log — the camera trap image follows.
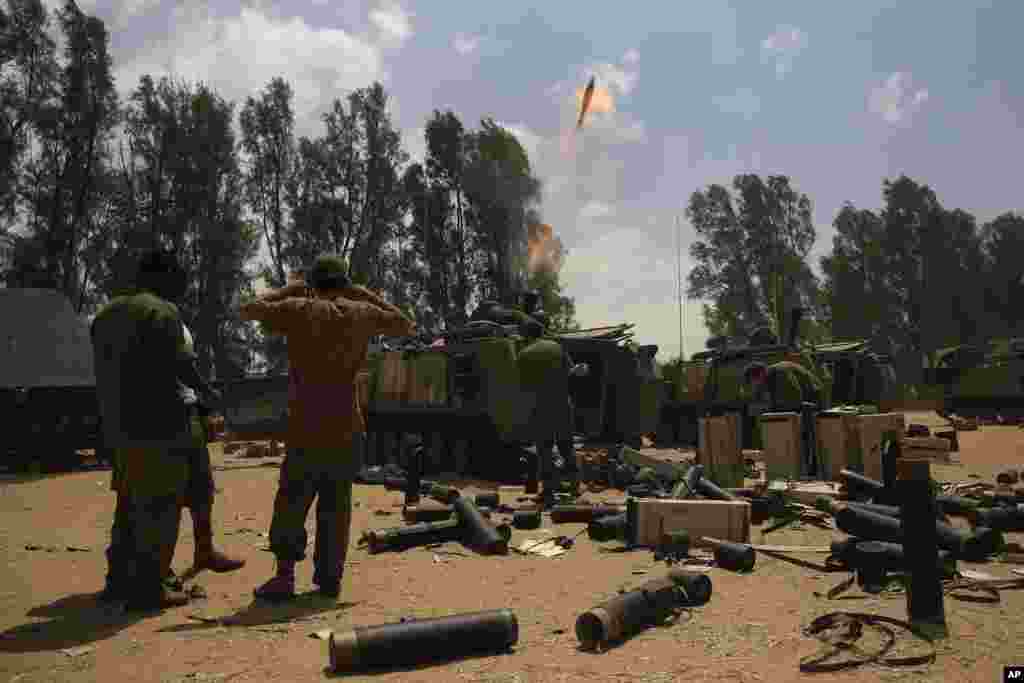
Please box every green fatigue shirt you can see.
[517,339,573,441]
[761,360,824,411]
[91,291,194,497]
[240,295,414,449]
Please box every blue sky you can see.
[65,0,1023,358]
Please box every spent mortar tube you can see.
[819,499,1002,561]
[453,496,509,555]
[329,609,518,672]
[575,575,704,650]
[549,505,624,524]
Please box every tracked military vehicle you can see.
[661,309,898,449]
[926,339,1024,419]
[0,288,107,470]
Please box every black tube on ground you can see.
[513,510,542,530]
[665,568,714,606]
[847,501,946,520]
[362,519,462,554]
[898,458,947,637]
[575,576,689,650]
[829,538,956,575]
[702,538,755,572]
[839,469,884,500]
[453,496,509,555]
[329,609,518,672]
[587,513,629,542]
[820,499,1002,561]
[427,484,460,505]
[475,492,500,509]
[969,506,1024,532]
[694,475,738,501]
[549,505,624,524]
[934,495,981,517]
[402,503,454,523]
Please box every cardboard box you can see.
[816,411,860,481]
[858,413,907,480]
[759,412,802,481]
[628,498,751,547]
[698,414,744,487]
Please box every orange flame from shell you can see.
[576,84,615,119]
[527,223,563,274]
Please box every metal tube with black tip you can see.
[968,506,1024,532]
[328,609,519,673]
[549,505,624,524]
[454,496,509,555]
[402,502,455,523]
[475,492,499,509]
[513,509,542,530]
[587,512,629,543]
[818,498,1002,561]
[575,573,712,651]
[829,538,956,576]
[898,458,947,639]
[822,499,946,521]
[701,537,756,572]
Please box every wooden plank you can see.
[901,436,952,452]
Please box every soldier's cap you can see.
[309,254,351,291]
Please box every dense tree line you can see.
[0,0,577,378]
[686,174,1024,383]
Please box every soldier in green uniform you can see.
[240,255,415,601]
[92,250,205,611]
[517,319,579,505]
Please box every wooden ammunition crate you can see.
[816,411,860,481]
[759,412,802,481]
[858,413,907,481]
[628,498,751,548]
[698,413,744,487]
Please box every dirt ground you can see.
[1,413,1022,683]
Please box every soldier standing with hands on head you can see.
[240,255,415,601]
[93,249,230,611]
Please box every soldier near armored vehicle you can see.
[517,319,579,504]
[240,255,415,602]
[744,360,824,474]
[92,249,225,611]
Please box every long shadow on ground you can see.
[0,593,145,653]
[157,594,360,633]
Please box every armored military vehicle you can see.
[660,309,898,449]
[0,288,107,470]
[926,339,1024,419]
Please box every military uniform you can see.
[517,337,577,500]
[241,279,414,600]
[92,292,194,609]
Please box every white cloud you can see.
[402,126,427,164]
[579,201,614,219]
[622,48,640,64]
[868,72,929,124]
[369,1,412,43]
[453,33,481,55]
[560,227,707,360]
[761,25,807,78]
[591,62,638,96]
[112,6,390,138]
[712,87,761,120]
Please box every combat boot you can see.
[254,559,296,602]
[191,503,246,573]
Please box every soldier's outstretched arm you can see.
[343,286,416,337]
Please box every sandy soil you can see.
[1,416,1022,683]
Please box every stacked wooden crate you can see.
[697,413,744,487]
[759,412,803,481]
